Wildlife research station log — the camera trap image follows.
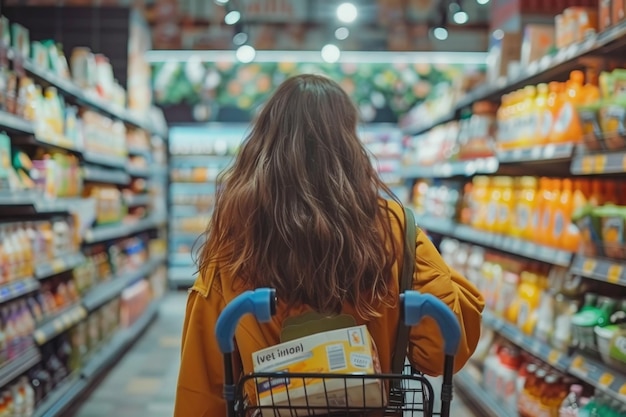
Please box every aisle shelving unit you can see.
[401,19,626,416]
[0,28,169,416]
[167,124,246,288]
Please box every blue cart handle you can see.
[401,290,461,356]
[216,288,276,353]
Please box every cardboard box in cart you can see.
[252,325,385,416]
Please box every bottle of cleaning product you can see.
[540,179,557,246]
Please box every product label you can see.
[554,103,574,134]
[542,209,551,234]
[554,211,564,241]
[541,110,553,137]
[517,302,530,330]
[517,205,530,230]
[486,202,498,227]
[498,204,510,226]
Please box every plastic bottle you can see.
[21,376,34,417]
[563,180,587,252]
[539,178,556,246]
[588,180,604,206]
[551,71,584,143]
[547,82,564,142]
[553,179,573,250]
[497,177,515,235]
[517,272,542,334]
[496,347,521,412]
[535,83,553,144]
[520,86,538,148]
[472,176,491,230]
[538,373,564,417]
[486,177,502,233]
[545,179,563,247]
[535,290,556,344]
[518,363,538,417]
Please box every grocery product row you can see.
[402,3,626,135]
[0,15,165,138]
[439,238,626,415]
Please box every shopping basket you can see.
[215,288,461,417]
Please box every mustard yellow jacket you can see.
[174,201,484,417]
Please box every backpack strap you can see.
[391,207,417,376]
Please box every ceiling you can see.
[146,0,492,51]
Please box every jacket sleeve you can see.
[174,285,227,417]
[407,231,485,376]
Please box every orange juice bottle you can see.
[534,83,552,145]
[546,82,563,142]
[519,86,537,148]
[533,178,548,242]
[471,176,491,230]
[539,178,557,245]
[486,177,502,233]
[517,271,542,334]
[551,71,585,143]
[546,179,563,247]
[563,179,587,252]
[515,176,538,240]
[553,179,573,250]
[498,176,515,235]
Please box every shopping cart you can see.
[216,288,461,417]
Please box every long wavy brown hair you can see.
[197,74,401,318]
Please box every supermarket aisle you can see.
[70,291,479,417]
[71,291,187,417]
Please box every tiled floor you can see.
[70,291,479,417]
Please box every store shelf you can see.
[127,146,151,156]
[32,301,160,417]
[0,345,42,389]
[169,252,193,266]
[170,154,235,164]
[82,257,166,312]
[33,304,88,345]
[169,266,197,287]
[482,311,572,372]
[569,354,626,403]
[12,133,83,155]
[32,376,87,417]
[19,56,164,138]
[401,111,456,137]
[497,143,575,164]
[0,110,35,134]
[571,151,626,175]
[570,255,626,287]
[401,157,498,179]
[82,151,128,170]
[413,214,456,235]
[35,252,86,280]
[413,215,573,267]
[0,193,88,214]
[127,165,151,178]
[0,278,41,304]
[123,193,151,207]
[81,301,159,379]
[82,165,130,185]
[83,215,166,244]
[455,368,514,417]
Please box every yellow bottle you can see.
[517,272,542,334]
[472,176,491,230]
[486,177,502,233]
[498,176,515,235]
[515,176,538,240]
[534,83,552,145]
[520,85,537,148]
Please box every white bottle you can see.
[559,384,584,417]
[20,377,33,417]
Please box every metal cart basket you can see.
[216,288,461,417]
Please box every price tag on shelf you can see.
[543,144,556,159]
[581,156,594,174]
[598,372,615,387]
[582,259,597,275]
[547,350,562,367]
[571,355,586,372]
[594,155,607,172]
[607,264,623,284]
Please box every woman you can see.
[174,74,484,417]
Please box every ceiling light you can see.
[477,0,490,4]
[453,10,469,24]
[337,3,357,23]
[335,27,350,40]
[225,10,241,25]
[236,45,256,63]
[321,44,341,63]
[214,0,229,4]
[433,27,449,40]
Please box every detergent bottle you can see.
[554,179,575,250]
[540,179,558,246]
